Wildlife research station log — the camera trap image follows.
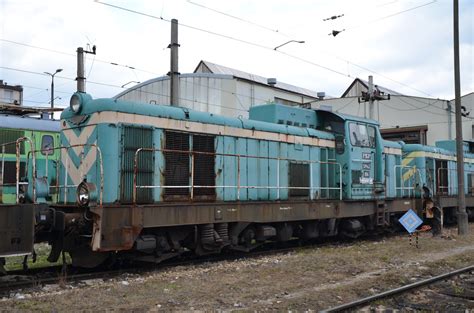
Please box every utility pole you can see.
[77,47,85,92]
[453,0,469,235]
[76,45,96,93]
[368,75,374,120]
[168,19,180,106]
[358,76,389,120]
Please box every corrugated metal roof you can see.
[194,60,321,99]
[113,73,233,100]
[0,115,60,132]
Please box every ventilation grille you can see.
[193,135,215,198]
[289,162,309,197]
[121,126,153,203]
[0,130,25,154]
[164,131,190,198]
[0,161,26,185]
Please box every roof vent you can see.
[317,92,325,100]
[267,78,277,86]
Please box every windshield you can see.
[349,123,375,148]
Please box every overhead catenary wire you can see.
[185,0,290,37]
[2,64,315,108]
[346,0,437,32]
[3,1,441,103]
[4,64,467,121]
[181,0,438,97]
[0,38,159,76]
[1,65,279,113]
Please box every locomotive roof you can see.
[401,143,456,156]
[315,109,379,125]
[62,96,335,140]
[0,114,60,132]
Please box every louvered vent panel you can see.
[164,131,190,197]
[192,135,215,197]
[121,126,153,203]
[0,130,25,154]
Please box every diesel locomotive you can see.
[1,92,472,269]
[0,114,59,265]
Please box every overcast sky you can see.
[0,0,472,109]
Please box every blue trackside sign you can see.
[399,209,423,233]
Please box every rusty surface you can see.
[16,137,36,203]
[0,203,35,257]
[133,147,342,203]
[88,198,417,251]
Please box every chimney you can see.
[267,78,277,86]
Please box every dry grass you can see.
[2,224,474,311]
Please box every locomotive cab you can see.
[317,110,384,200]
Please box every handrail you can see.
[16,137,36,204]
[41,144,104,206]
[437,167,474,195]
[133,147,343,204]
[394,165,422,198]
[1,138,36,203]
[1,140,103,205]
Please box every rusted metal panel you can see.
[436,195,474,208]
[0,204,34,257]
[91,199,418,251]
[90,205,143,251]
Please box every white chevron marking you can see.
[61,144,98,186]
[62,125,96,156]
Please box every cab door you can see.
[348,122,377,199]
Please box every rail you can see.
[133,148,343,204]
[0,137,37,204]
[394,165,422,198]
[322,264,474,312]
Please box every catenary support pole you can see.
[453,0,469,235]
[77,47,85,93]
[169,19,179,106]
[368,75,374,120]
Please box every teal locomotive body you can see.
[2,91,471,269]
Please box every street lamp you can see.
[121,81,141,88]
[273,40,305,51]
[44,69,63,114]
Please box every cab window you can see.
[349,123,374,148]
[368,126,376,147]
[41,135,54,155]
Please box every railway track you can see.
[322,265,474,312]
[1,226,470,301]
[0,232,395,296]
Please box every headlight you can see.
[76,181,97,206]
[69,92,92,114]
[70,94,82,113]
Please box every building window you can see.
[4,90,14,103]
